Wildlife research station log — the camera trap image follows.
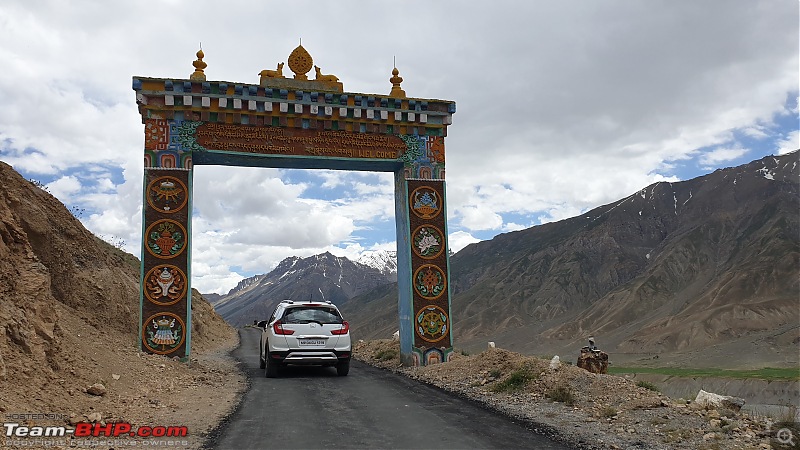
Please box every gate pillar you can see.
[140,155,193,359]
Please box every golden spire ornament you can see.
[389,66,406,98]
[190,48,207,81]
[288,43,313,80]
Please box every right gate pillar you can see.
[394,127,455,366]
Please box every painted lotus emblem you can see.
[412,225,444,259]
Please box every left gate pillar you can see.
[139,118,193,359]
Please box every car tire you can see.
[336,360,350,376]
[265,353,279,378]
[259,345,266,369]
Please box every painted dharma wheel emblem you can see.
[416,305,448,343]
[412,225,444,260]
[410,187,441,219]
[414,264,446,300]
[144,265,187,305]
[145,219,187,259]
[142,312,185,354]
[147,176,188,213]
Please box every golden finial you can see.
[288,43,313,80]
[190,48,207,81]
[389,66,406,98]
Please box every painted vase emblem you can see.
[146,220,186,259]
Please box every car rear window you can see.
[281,307,343,324]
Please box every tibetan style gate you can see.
[134,46,456,366]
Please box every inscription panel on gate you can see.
[195,123,406,160]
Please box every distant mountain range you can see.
[210,153,799,368]
[211,252,396,327]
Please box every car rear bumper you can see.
[269,349,351,366]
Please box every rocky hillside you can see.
[341,153,800,368]
[213,252,395,327]
[0,161,243,448]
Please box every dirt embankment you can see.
[354,340,793,450]
[0,162,246,449]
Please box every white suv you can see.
[259,300,352,377]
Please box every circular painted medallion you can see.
[147,176,188,214]
[145,219,187,259]
[416,305,448,343]
[144,265,187,306]
[413,264,447,300]
[412,225,445,260]
[410,187,442,220]
[142,312,186,355]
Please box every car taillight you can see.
[331,321,349,335]
[273,320,294,335]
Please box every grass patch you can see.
[547,385,575,406]
[608,366,800,381]
[489,368,502,378]
[374,348,398,361]
[636,380,660,392]
[599,405,617,418]
[490,368,536,393]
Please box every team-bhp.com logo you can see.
[4,422,188,438]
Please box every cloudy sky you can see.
[1,1,797,294]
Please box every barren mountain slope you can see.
[341,153,799,368]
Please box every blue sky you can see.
[1,1,797,294]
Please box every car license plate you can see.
[298,339,326,346]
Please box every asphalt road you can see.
[210,328,572,449]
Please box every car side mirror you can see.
[256,320,268,329]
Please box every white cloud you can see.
[699,147,749,166]
[449,231,480,254]
[46,175,81,202]
[457,206,503,231]
[0,0,797,295]
[776,130,800,155]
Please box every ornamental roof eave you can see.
[131,76,456,108]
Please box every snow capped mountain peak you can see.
[357,250,398,276]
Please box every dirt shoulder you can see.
[354,340,789,450]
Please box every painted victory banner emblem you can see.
[142,312,185,354]
[145,219,187,259]
[410,187,441,219]
[416,305,448,343]
[144,265,187,306]
[147,176,188,214]
[412,225,444,260]
[414,264,447,300]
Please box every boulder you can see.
[694,389,746,412]
[577,349,608,374]
[549,355,561,370]
[86,383,107,396]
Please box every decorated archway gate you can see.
[134,46,456,366]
